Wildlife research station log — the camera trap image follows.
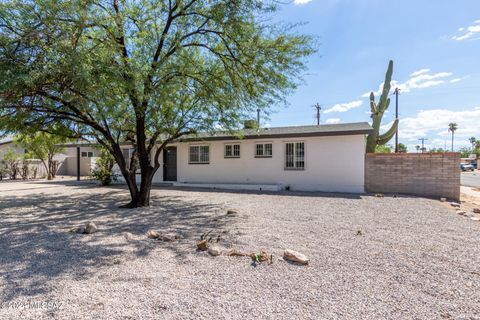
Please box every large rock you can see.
[283,249,309,265]
[84,222,98,234]
[473,208,480,214]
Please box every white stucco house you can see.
[62,122,373,193]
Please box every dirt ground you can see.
[0,179,479,319]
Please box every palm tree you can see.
[415,145,420,153]
[448,123,458,152]
[469,137,476,151]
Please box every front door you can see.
[163,147,177,181]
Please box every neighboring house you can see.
[62,122,372,193]
[0,137,25,160]
[56,144,99,176]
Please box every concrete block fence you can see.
[365,153,460,200]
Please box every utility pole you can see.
[393,88,400,153]
[314,103,322,125]
[419,138,428,153]
[256,108,260,128]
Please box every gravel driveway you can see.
[0,179,479,319]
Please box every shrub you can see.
[92,148,118,186]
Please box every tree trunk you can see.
[451,132,454,152]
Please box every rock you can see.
[147,230,175,242]
[457,211,466,215]
[225,249,248,257]
[473,208,480,214]
[124,232,133,241]
[147,230,160,239]
[208,246,221,256]
[450,202,461,208]
[70,226,85,234]
[197,240,209,251]
[84,222,98,234]
[226,209,238,215]
[471,217,480,222]
[374,193,384,198]
[283,249,309,265]
[440,197,447,202]
[250,251,271,263]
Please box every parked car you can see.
[460,164,475,171]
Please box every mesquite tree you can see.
[0,0,314,207]
[15,132,69,180]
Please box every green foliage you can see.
[92,147,118,186]
[375,145,392,153]
[448,123,458,133]
[398,143,407,153]
[0,0,315,206]
[366,60,399,153]
[429,148,446,153]
[459,147,472,158]
[15,132,70,180]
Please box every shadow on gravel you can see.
[0,187,230,303]
[153,185,364,200]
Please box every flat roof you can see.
[59,122,373,147]
[179,122,373,142]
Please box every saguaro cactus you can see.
[366,60,399,153]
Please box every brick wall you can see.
[365,153,460,200]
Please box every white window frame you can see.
[189,145,210,164]
[285,142,305,170]
[255,142,273,158]
[224,143,241,158]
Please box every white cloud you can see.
[410,68,430,77]
[324,100,363,114]
[450,78,462,83]
[293,0,313,4]
[325,118,341,124]
[452,20,480,40]
[362,70,453,97]
[383,107,480,149]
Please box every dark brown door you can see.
[163,147,177,181]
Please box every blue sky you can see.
[267,0,480,151]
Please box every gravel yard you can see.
[0,179,479,319]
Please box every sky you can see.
[266,0,480,152]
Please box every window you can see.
[255,143,273,157]
[224,144,240,158]
[81,151,93,158]
[285,142,305,170]
[189,145,209,164]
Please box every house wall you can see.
[57,156,97,176]
[56,146,100,176]
[152,134,366,193]
[365,153,460,200]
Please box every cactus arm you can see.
[378,60,393,112]
[376,119,399,145]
